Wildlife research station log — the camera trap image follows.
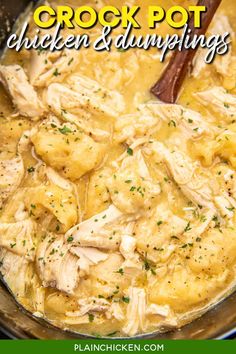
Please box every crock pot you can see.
[0,0,236,340]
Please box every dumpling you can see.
[85,169,111,218]
[189,123,236,168]
[135,204,187,264]
[188,137,221,167]
[187,227,236,276]
[25,183,78,231]
[31,122,106,181]
[88,253,132,298]
[149,267,229,312]
[215,125,236,168]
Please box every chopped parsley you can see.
[115,268,124,275]
[125,180,132,184]
[27,166,35,173]
[127,147,133,156]
[171,235,179,240]
[184,222,192,232]
[58,126,72,135]
[107,331,118,337]
[226,207,235,212]
[88,314,94,322]
[143,257,156,274]
[53,68,60,77]
[68,58,74,66]
[168,120,176,128]
[122,296,130,303]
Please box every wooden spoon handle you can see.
[150,0,222,103]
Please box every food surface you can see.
[1,0,236,337]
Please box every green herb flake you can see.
[27,166,35,173]
[115,268,124,275]
[184,222,192,232]
[53,68,60,77]
[127,147,133,156]
[68,58,74,66]
[58,126,72,135]
[88,314,94,322]
[168,120,176,128]
[122,296,130,303]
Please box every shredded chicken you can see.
[36,234,80,294]
[65,205,123,250]
[66,297,110,317]
[0,248,30,297]
[107,150,160,214]
[122,287,146,336]
[194,86,236,122]
[152,103,215,138]
[45,75,125,137]
[120,235,136,260]
[106,302,125,321]
[152,142,236,218]
[0,155,24,208]
[152,142,215,209]
[45,167,73,191]
[29,49,79,87]
[70,247,108,275]
[114,103,162,144]
[0,65,44,118]
[0,219,36,260]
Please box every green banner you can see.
[0,339,235,354]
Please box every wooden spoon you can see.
[150,0,222,103]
